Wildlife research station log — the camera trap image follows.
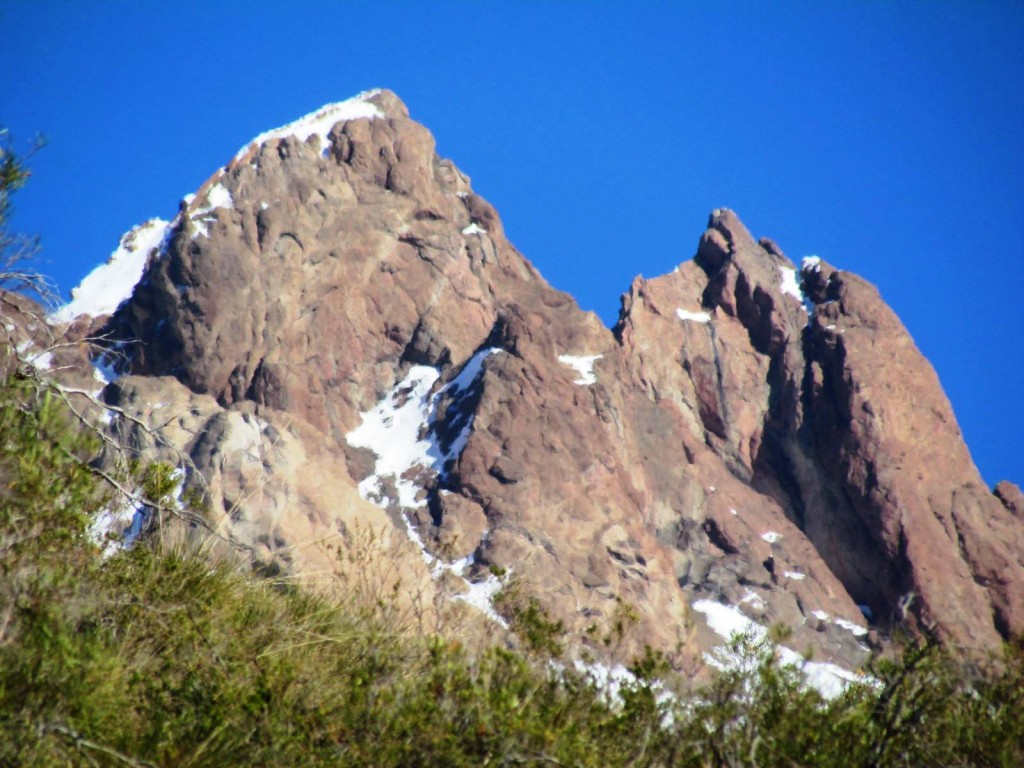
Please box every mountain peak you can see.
[231,88,408,165]
[45,92,1024,686]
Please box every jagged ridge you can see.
[51,90,1024,685]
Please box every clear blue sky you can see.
[3,1,1022,488]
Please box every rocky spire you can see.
[53,92,1022,681]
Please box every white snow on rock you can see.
[761,531,782,544]
[188,177,235,240]
[834,617,869,637]
[695,599,760,645]
[90,467,187,557]
[802,255,822,272]
[740,589,766,609]
[92,349,124,388]
[693,599,869,699]
[810,609,869,638]
[453,570,507,626]
[204,182,233,211]
[50,218,171,323]
[780,264,816,316]
[783,571,806,581]
[346,348,508,622]
[233,89,384,162]
[15,340,53,371]
[676,307,711,323]
[347,347,501,509]
[558,353,602,386]
[461,223,487,235]
[192,180,233,217]
[346,365,440,509]
[90,499,146,557]
[779,266,804,304]
[564,659,674,719]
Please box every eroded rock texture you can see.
[79,90,1021,673]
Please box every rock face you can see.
[56,89,1022,674]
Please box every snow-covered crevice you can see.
[558,353,602,386]
[809,609,869,639]
[461,223,487,236]
[693,599,871,700]
[90,497,148,558]
[676,307,711,323]
[90,467,188,557]
[189,175,235,240]
[450,555,508,627]
[346,347,501,510]
[345,347,506,621]
[779,265,815,315]
[49,218,172,324]
[233,89,384,163]
[779,264,817,320]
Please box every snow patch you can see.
[676,307,711,323]
[233,89,383,162]
[761,531,782,544]
[15,340,53,371]
[740,589,765,609]
[453,571,507,626]
[92,353,120,386]
[346,349,507,622]
[780,265,815,316]
[783,571,806,581]
[461,223,487,235]
[693,599,870,699]
[779,266,804,304]
[811,610,868,638]
[802,255,822,271]
[346,365,440,509]
[558,354,602,386]
[834,617,869,637]
[347,347,501,509]
[202,182,233,212]
[90,467,187,556]
[568,659,675,717]
[188,178,234,240]
[50,218,171,323]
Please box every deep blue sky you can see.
[4,1,1022,488]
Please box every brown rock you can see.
[996,481,1023,517]
[61,93,1019,679]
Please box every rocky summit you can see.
[50,89,1023,687]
